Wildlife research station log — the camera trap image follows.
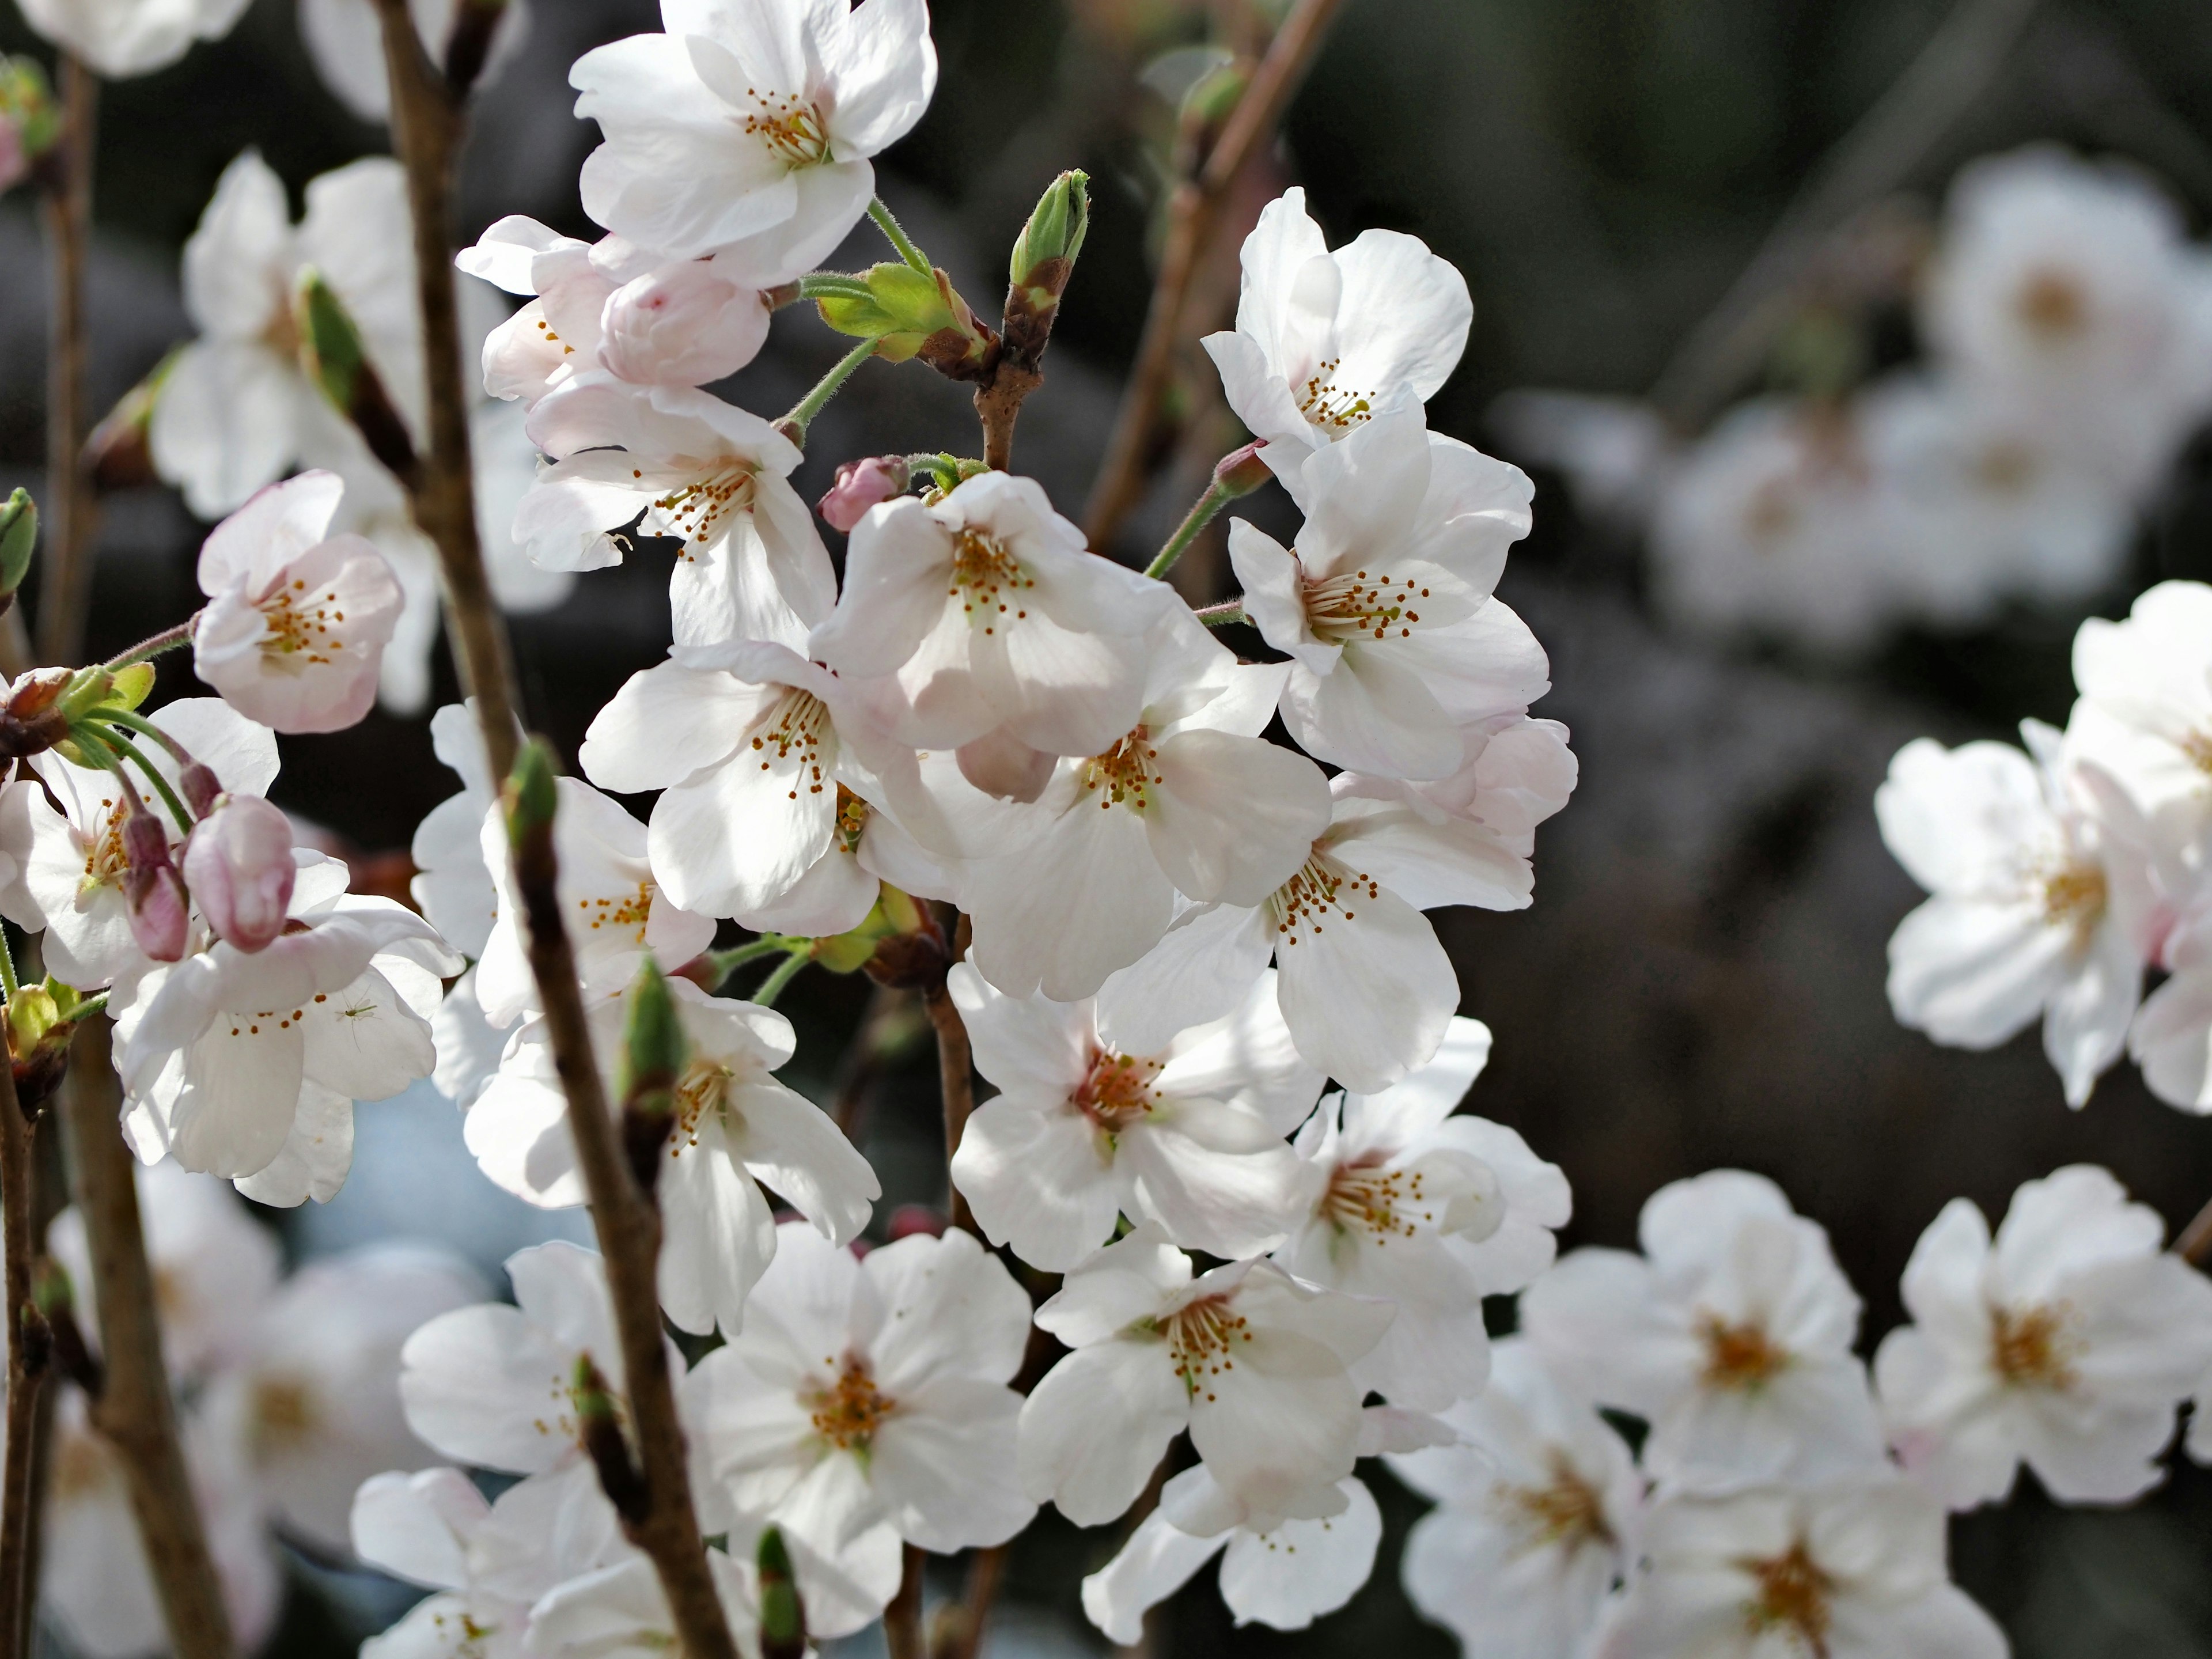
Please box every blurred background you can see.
[13,0,2212,1651]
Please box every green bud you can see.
[5,982,58,1060]
[0,490,33,607]
[296,268,418,479]
[756,1526,806,1659]
[617,955,687,1113]
[30,1257,71,1319]
[503,738,560,846]
[1009,170,1089,296]
[0,57,58,171]
[816,264,998,380]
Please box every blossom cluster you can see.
[1512,146,2212,654]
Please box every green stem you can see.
[749,951,810,1009]
[1192,598,1245,628]
[82,704,190,764]
[0,928,18,1001]
[867,199,932,276]
[798,273,876,303]
[707,937,804,991]
[104,619,195,671]
[76,726,193,835]
[1144,480,1232,581]
[59,991,104,1024]
[782,338,882,439]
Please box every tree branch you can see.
[36,55,97,668]
[0,1040,39,1659]
[925,912,976,1237]
[58,1019,230,1659]
[882,1544,925,1659]
[1081,0,1347,551]
[2176,1191,2212,1265]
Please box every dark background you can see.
[13,0,2212,1652]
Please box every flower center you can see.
[1741,1540,1833,1650]
[1296,358,1375,433]
[1500,1453,1613,1550]
[808,1357,895,1452]
[249,1373,319,1456]
[79,796,132,899]
[835,784,870,853]
[1698,1313,1790,1390]
[2038,858,2106,933]
[948,528,1034,635]
[749,691,832,802]
[740,89,830,167]
[2016,268,2088,340]
[1302,569,1429,646]
[578,881,655,941]
[1072,1047,1161,1130]
[1080,726,1160,812]
[1162,1294,1254,1402]
[2179,730,2212,777]
[1320,1157,1425,1241]
[671,1058,734,1152]
[1266,851,1377,948]
[253,574,350,671]
[1990,1302,2076,1389]
[655,464,757,553]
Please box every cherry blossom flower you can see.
[150,150,420,518]
[1227,411,1546,781]
[683,1223,1035,1559]
[411,702,502,962]
[1328,712,1578,889]
[1877,722,2157,1107]
[203,1243,483,1551]
[301,0,532,124]
[1520,1170,1885,1492]
[817,456,908,533]
[0,696,276,991]
[808,470,1176,773]
[1611,1477,2006,1658]
[527,1551,766,1659]
[1277,1018,1570,1410]
[1202,187,1471,475]
[114,875,461,1203]
[1080,1468,1381,1644]
[472,775,715,1028]
[2130,865,2212,1112]
[2065,579,2212,843]
[579,642,952,935]
[571,0,938,282]
[467,976,877,1336]
[947,961,1321,1270]
[1018,1224,1392,1530]
[949,607,1330,1001]
[183,794,297,953]
[1874,1165,2212,1508]
[516,380,833,650]
[1389,1338,1640,1659]
[191,471,405,734]
[17,0,251,79]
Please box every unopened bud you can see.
[10,978,80,1112]
[817,456,909,533]
[1213,438,1272,498]
[84,347,177,495]
[0,58,56,195]
[296,268,419,482]
[179,762,222,817]
[817,264,1000,384]
[757,1527,807,1659]
[599,263,770,387]
[573,1355,647,1524]
[0,669,71,764]
[122,813,188,963]
[0,490,33,615]
[619,955,686,1197]
[1009,170,1089,297]
[182,796,296,953]
[503,738,560,846]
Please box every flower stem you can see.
[707,937,803,989]
[105,619,196,671]
[781,338,881,440]
[76,724,194,835]
[748,949,810,1009]
[36,54,100,668]
[1144,479,1233,581]
[0,930,17,1002]
[2177,1194,2212,1265]
[883,1544,926,1659]
[82,704,190,763]
[1191,597,1246,628]
[867,198,933,276]
[797,272,876,303]
[0,1031,37,1659]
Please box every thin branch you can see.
[36,55,97,669]
[0,1036,39,1659]
[1081,0,1347,550]
[883,1544,926,1659]
[923,934,976,1237]
[939,1546,1006,1659]
[59,1018,232,1659]
[2176,1192,2212,1265]
[1647,0,2041,427]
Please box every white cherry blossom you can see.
[947,961,1321,1270]
[1520,1169,1884,1492]
[1228,411,1546,781]
[1389,1339,1639,1659]
[682,1222,1035,1560]
[191,470,404,734]
[1611,1477,2006,1659]
[1080,1468,1381,1645]
[473,776,716,1028]
[571,0,938,282]
[1877,722,2156,1107]
[1018,1224,1392,1531]
[1874,1164,2212,1509]
[2130,858,2212,1112]
[411,702,502,961]
[467,977,877,1337]
[1328,712,1578,889]
[809,470,1177,774]
[17,0,250,79]
[2065,579,2212,843]
[949,607,1330,1002]
[1277,1018,1570,1411]
[1202,187,1471,473]
[517,380,833,650]
[527,1551,765,1659]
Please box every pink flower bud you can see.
[1213,438,1272,497]
[179,762,222,817]
[817,457,910,533]
[122,813,188,963]
[597,263,771,387]
[181,796,296,954]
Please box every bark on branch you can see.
[36,56,98,669]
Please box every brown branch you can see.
[0,1041,39,1659]
[36,56,98,668]
[1081,0,1347,551]
[974,365,1041,474]
[935,1546,1006,1659]
[884,1544,926,1659]
[925,912,976,1236]
[2176,1191,2212,1265]
[58,1019,230,1659]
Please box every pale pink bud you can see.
[181,796,296,953]
[597,263,771,387]
[817,456,910,533]
[122,814,188,963]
